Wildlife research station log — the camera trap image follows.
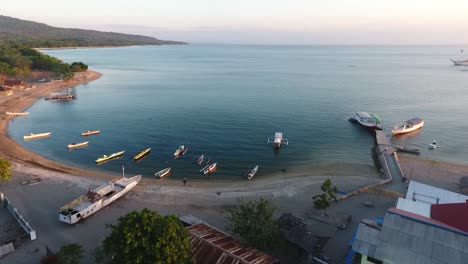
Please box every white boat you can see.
[154,167,171,178]
[450,58,468,66]
[203,162,217,175]
[247,165,259,180]
[392,118,424,135]
[267,132,288,149]
[174,145,185,157]
[429,141,437,150]
[58,175,141,224]
[95,151,125,163]
[5,112,29,116]
[198,154,205,165]
[68,141,89,149]
[23,132,51,140]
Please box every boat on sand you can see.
[6,112,29,116]
[395,145,420,154]
[68,141,89,149]
[134,148,151,161]
[392,118,424,135]
[155,167,171,178]
[23,132,51,140]
[246,165,259,180]
[95,151,125,163]
[58,175,141,224]
[81,130,100,136]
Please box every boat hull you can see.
[23,132,52,140]
[392,121,424,135]
[155,168,171,178]
[82,131,100,136]
[134,148,151,160]
[58,175,141,224]
[68,142,89,149]
[95,151,125,163]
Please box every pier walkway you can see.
[374,130,406,192]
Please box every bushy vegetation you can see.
[0,45,87,80]
[0,158,12,182]
[227,198,280,251]
[102,208,192,264]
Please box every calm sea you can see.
[8,45,468,179]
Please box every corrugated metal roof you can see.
[406,181,468,204]
[396,197,431,217]
[187,224,279,264]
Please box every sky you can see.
[2,0,468,44]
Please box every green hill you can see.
[0,15,186,47]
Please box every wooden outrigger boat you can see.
[134,148,151,161]
[174,145,186,158]
[68,141,89,149]
[267,132,288,149]
[95,151,125,164]
[203,162,217,175]
[395,145,420,155]
[246,165,259,180]
[154,167,171,178]
[23,132,51,140]
[5,112,29,116]
[82,130,100,137]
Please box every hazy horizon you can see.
[3,1,468,45]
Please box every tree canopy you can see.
[0,158,12,182]
[313,178,338,215]
[56,243,84,264]
[227,198,280,251]
[102,208,192,264]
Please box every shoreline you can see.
[0,70,115,180]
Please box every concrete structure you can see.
[351,181,468,264]
[0,192,36,258]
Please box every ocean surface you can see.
[8,45,468,179]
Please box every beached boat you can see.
[81,130,100,136]
[392,118,424,135]
[197,154,205,165]
[22,178,45,185]
[45,93,76,100]
[23,132,51,140]
[203,162,217,175]
[395,145,421,155]
[246,165,259,180]
[95,151,125,163]
[5,112,29,116]
[349,111,383,131]
[267,132,288,149]
[58,175,141,224]
[174,145,186,157]
[68,141,89,149]
[154,167,171,178]
[429,141,437,150]
[133,148,151,161]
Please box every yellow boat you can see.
[133,148,151,161]
[95,151,125,163]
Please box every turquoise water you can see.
[8,45,468,179]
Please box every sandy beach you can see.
[1,70,468,263]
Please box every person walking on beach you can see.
[183,178,187,186]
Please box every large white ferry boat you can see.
[58,175,141,224]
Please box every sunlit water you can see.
[8,45,468,179]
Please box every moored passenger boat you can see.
[95,151,125,163]
[58,175,141,224]
[350,111,383,131]
[133,148,151,161]
[392,118,424,135]
[267,132,288,149]
[5,112,29,116]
